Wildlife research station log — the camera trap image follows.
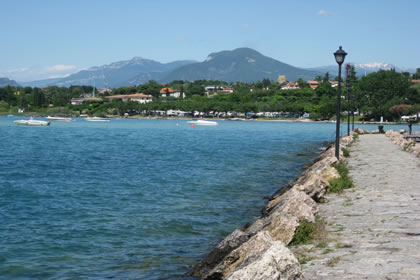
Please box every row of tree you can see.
[1,69,419,121]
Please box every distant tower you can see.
[277,75,286,84]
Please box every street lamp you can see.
[345,64,351,136]
[334,46,347,160]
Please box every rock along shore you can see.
[188,129,368,279]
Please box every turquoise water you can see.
[0,117,416,279]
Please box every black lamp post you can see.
[334,46,347,160]
[345,64,351,136]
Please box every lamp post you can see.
[334,46,347,160]
[345,64,351,136]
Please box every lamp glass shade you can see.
[334,46,347,65]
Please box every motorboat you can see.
[14,117,50,126]
[187,119,218,126]
[46,116,72,121]
[85,116,110,122]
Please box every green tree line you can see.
[1,69,419,121]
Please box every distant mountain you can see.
[0,77,19,87]
[307,62,416,77]
[162,48,322,82]
[21,58,196,88]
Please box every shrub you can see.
[353,132,360,140]
[290,220,314,245]
[342,147,350,157]
[327,161,353,193]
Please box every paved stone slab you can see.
[299,134,420,280]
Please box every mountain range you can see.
[309,62,416,77]
[1,48,416,88]
[161,48,321,83]
[0,77,19,87]
[19,48,320,88]
[20,58,196,88]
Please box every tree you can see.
[322,72,330,83]
[353,70,411,120]
[32,88,46,107]
[412,68,420,79]
[296,78,308,89]
[389,104,411,119]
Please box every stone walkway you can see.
[299,134,420,279]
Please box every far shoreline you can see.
[2,113,419,127]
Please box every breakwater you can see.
[294,132,420,278]
[189,132,357,279]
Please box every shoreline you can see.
[188,130,361,279]
[189,128,419,279]
[3,112,417,126]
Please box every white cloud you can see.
[7,68,29,73]
[317,10,335,17]
[240,23,253,30]
[47,74,72,79]
[1,64,79,82]
[45,64,77,72]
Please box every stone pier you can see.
[299,134,420,279]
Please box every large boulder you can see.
[260,188,318,244]
[205,231,304,280]
[293,164,339,201]
[190,188,318,278]
[190,229,249,277]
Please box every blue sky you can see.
[1,0,419,82]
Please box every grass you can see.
[353,132,359,141]
[316,241,327,248]
[335,242,344,249]
[342,147,350,157]
[290,220,315,246]
[403,142,416,152]
[290,216,329,246]
[322,248,334,254]
[327,161,354,193]
[326,256,341,267]
[298,256,314,264]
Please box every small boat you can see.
[14,117,50,126]
[187,120,218,126]
[85,117,110,122]
[46,116,72,121]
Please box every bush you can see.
[353,132,359,141]
[342,147,350,157]
[327,161,353,193]
[290,220,314,245]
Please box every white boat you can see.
[14,117,50,126]
[85,117,110,122]
[46,116,72,121]
[187,120,218,126]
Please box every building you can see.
[205,86,234,95]
[160,87,183,98]
[329,81,339,88]
[307,80,320,89]
[71,97,103,105]
[97,88,113,95]
[105,93,153,104]
[281,82,299,90]
[277,75,287,84]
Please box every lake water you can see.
[0,117,416,279]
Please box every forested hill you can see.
[162,48,322,82]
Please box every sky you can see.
[1,0,419,82]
